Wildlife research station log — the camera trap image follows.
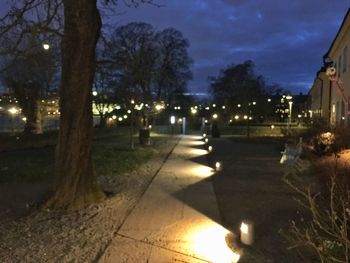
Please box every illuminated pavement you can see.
[99,135,240,263]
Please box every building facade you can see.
[309,8,350,126]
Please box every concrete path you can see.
[100,135,240,263]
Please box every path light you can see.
[112,115,117,120]
[243,115,248,120]
[204,138,209,144]
[215,161,222,171]
[118,117,123,121]
[271,125,275,129]
[208,146,212,152]
[212,113,218,119]
[202,133,207,138]
[267,98,271,102]
[148,125,152,129]
[92,90,98,96]
[234,115,239,120]
[240,220,254,245]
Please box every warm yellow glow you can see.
[267,98,271,102]
[155,104,162,111]
[252,101,256,105]
[127,110,131,114]
[186,221,241,263]
[189,148,208,157]
[186,140,205,146]
[243,115,248,120]
[22,117,27,122]
[92,91,98,96]
[212,113,218,119]
[191,108,198,114]
[240,222,249,234]
[222,105,226,109]
[208,146,213,152]
[118,117,123,121]
[8,107,18,115]
[202,133,207,138]
[237,104,241,108]
[131,99,135,104]
[123,115,128,119]
[190,165,214,177]
[205,138,209,143]
[215,162,221,170]
[234,115,239,120]
[271,125,275,129]
[149,125,152,129]
[112,115,117,120]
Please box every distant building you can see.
[309,8,350,126]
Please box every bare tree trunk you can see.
[47,0,104,209]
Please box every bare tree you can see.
[154,28,192,103]
[1,39,57,134]
[0,0,156,209]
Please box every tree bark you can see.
[48,0,104,209]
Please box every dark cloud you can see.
[0,1,348,94]
[113,0,349,94]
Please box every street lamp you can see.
[286,96,293,133]
[42,43,50,50]
[8,107,18,134]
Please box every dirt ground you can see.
[0,136,180,263]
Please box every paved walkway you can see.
[100,135,240,263]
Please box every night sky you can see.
[111,0,349,95]
[0,1,349,95]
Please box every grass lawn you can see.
[0,128,155,183]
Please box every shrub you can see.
[284,155,350,263]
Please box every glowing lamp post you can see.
[8,107,18,134]
[240,220,254,245]
[170,115,175,135]
[286,96,293,133]
[215,161,222,171]
[208,145,213,153]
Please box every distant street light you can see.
[286,96,293,133]
[8,107,18,134]
[212,113,218,119]
[42,43,50,50]
[92,91,98,96]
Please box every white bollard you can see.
[240,220,254,245]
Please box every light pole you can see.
[8,107,18,134]
[286,96,293,134]
[130,99,135,150]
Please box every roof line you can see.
[323,8,350,59]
